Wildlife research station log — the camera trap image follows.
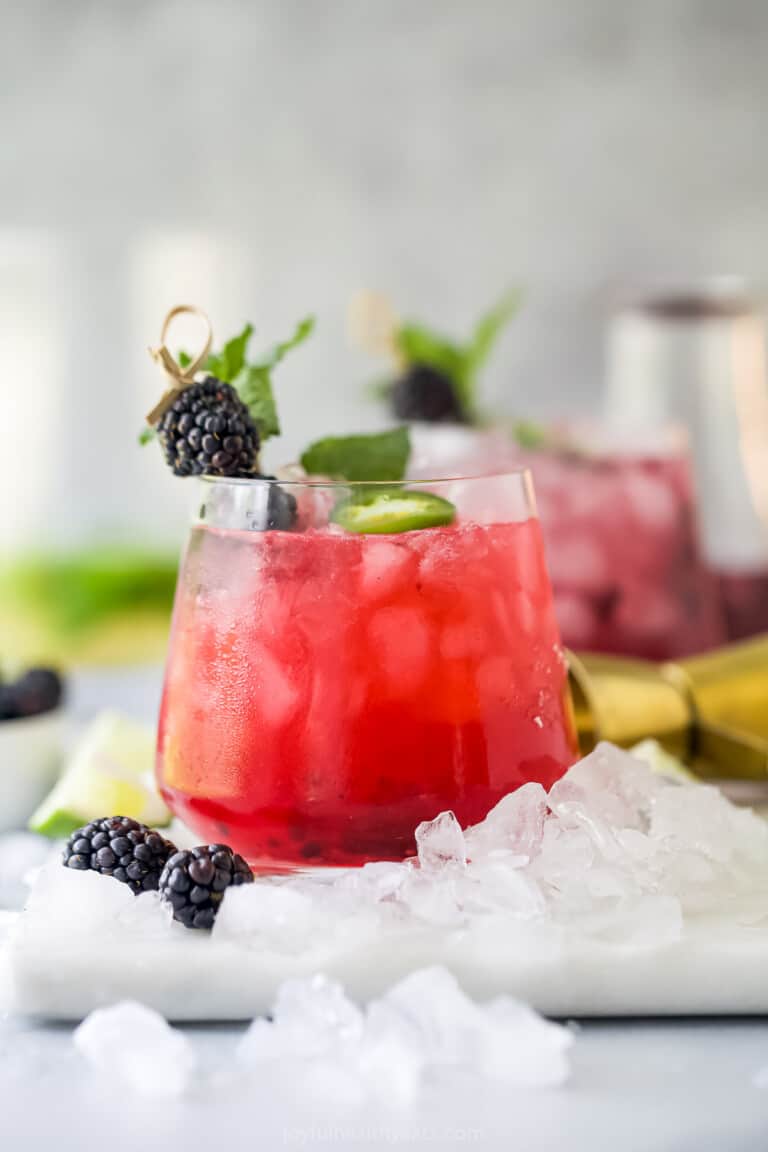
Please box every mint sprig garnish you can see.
[300,426,411,482]
[232,316,315,440]
[465,290,522,379]
[198,323,255,383]
[393,289,521,420]
[178,316,314,442]
[140,315,315,446]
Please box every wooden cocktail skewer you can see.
[146,305,213,425]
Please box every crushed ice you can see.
[72,968,571,1103]
[73,1000,196,1097]
[217,742,768,950]
[238,967,572,1104]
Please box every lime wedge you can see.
[331,490,456,534]
[29,710,171,837]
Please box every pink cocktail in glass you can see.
[157,473,577,868]
[408,425,727,660]
[521,444,726,660]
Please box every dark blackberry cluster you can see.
[157,376,260,477]
[258,475,298,531]
[159,844,253,930]
[62,817,175,893]
[390,363,467,424]
[0,667,63,721]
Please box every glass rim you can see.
[198,467,534,490]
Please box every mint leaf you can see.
[208,323,254,382]
[138,425,156,445]
[258,316,315,371]
[233,365,280,440]
[231,316,314,441]
[300,426,411,482]
[466,289,521,376]
[395,325,466,387]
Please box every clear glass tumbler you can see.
[156,472,577,869]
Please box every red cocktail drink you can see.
[157,475,577,868]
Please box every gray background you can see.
[2,0,768,548]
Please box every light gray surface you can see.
[4,668,768,1148]
[2,1013,768,1151]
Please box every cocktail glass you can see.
[157,472,577,869]
[405,424,728,661]
[512,437,726,660]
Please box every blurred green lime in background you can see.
[0,549,179,666]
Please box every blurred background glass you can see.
[2,1,768,664]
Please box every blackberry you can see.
[256,475,298,531]
[0,684,18,720]
[62,817,176,893]
[390,363,467,424]
[157,376,260,477]
[159,844,253,930]
[0,666,63,722]
[12,668,63,717]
